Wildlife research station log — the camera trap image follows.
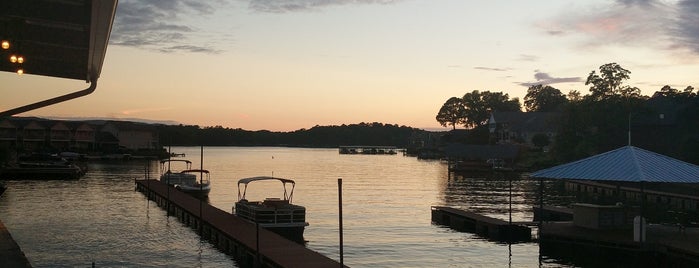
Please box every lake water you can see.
[0,147,575,267]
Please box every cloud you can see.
[538,0,699,55]
[110,0,223,54]
[518,70,582,87]
[517,54,539,62]
[673,0,699,53]
[246,0,404,13]
[474,66,510,72]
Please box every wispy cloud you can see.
[474,66,510,72]
[673,0,699,53]
[517,54,539,62]
[538,0,699,55]
[246,0,404,13]
[111,0,224,54]
[518,70,581,87]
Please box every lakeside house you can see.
[0,117,161,156]
[487,111,559,149]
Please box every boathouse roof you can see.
[530,146,699,183]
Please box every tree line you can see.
[158,122,423,148]
[435,63,699,164]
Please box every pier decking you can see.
[0,219,31,267]
[431,206,531,242]
[135,179,345,268]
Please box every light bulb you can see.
[17,69,23,75]
[1,40,8,50]
[10,55,17,63]
[17,56,24,64]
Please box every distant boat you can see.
[0,153,85,180]
[233,176,308,243]
[159,159,211,197]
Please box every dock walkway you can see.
[0,219,31,267]
[135,179,345,268]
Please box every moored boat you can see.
[0,153,85,180]
[159,159,211,197]
[233,176,308,243]
[173,169,211,197]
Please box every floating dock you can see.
[338,146,397,155]
[135,179,346,268]
[431,206,531,242]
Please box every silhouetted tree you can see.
[436,97,466,130]
[523,84,568,112]
[462,90,520,128]
[585,63,641,100]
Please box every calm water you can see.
[0,147,574,267]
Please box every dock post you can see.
[338,178,344,267]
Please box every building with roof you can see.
[487,111,559,148]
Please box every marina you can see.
[135,179,342,268]
[1,146,698,267]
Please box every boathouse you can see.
[530,145,699,266]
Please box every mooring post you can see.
[256,221,261,268]
[338,178,344,267]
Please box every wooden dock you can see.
[0,219,32,268]
[540,221,699,267]
[135,179,346,268]
[431,206,531,242]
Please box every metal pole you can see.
[256,221,261,268]
[338,178,344,267]
[167,146,171,217]
[199,145,203,235]
[640,181,645,246]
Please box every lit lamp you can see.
[1,40,9,50]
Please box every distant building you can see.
[101,121,160,150]
[487,111,559,148]
[0,117,160,154]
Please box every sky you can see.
[2,0,699,131]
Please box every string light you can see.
[10,55,17,63]
[17,68,23,75]
[1,40,8,50]
[17,56,23,64]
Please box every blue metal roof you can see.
[530,146,699,183]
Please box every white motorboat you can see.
[160,159,211,197]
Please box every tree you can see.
[531,133,551,149]
[567,90,583,102]
[436,97,466,130]
[585,63,640,100]
[462,90,520,128]
[523,84,568,112]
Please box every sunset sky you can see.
[3,0,699,131]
